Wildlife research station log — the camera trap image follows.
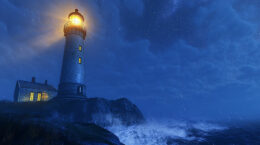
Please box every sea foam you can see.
[107,120,226,145]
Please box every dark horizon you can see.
[0,0,260,121]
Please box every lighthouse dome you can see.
[68,9,84,25]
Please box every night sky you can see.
[0,0,260,121]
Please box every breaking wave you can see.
[107,120,227,145]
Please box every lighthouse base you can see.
[57,82,86,100]
[52,96,87,101]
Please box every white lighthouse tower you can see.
[57,9,87,99]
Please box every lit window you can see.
[42,92,48,101]
[30,92,34,101]
[79,46,82,52]
[79,57,82,64]
[37,93,42,101]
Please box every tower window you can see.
[78,86,83,95]
[79,57,82,64]
[79,45,82,52]
[37,93,42,101]
[30,92,34,101]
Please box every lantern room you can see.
[68,9,84,26]
[64,9,86,39]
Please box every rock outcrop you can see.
[0,97,145,145]
[0,115,123,145]
[0,97,145,126]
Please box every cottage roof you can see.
[17,80,57,92]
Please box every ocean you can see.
[108,120,260,145]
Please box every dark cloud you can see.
[0,0,260,120]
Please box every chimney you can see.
[45,80,48,85]
[32,77,36,83]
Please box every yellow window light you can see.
[42,92,48,101]
[79,57,82,64]
[30,92,34,101]
[37,93,42,101]
[79,45,82,51]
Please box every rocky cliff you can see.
[0,97,145,145]
[0,115,123,145]
[0,97,145,126]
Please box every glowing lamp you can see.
[69,14,82,25]
[68,9,84,26]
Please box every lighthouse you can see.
[58,9,87,99]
